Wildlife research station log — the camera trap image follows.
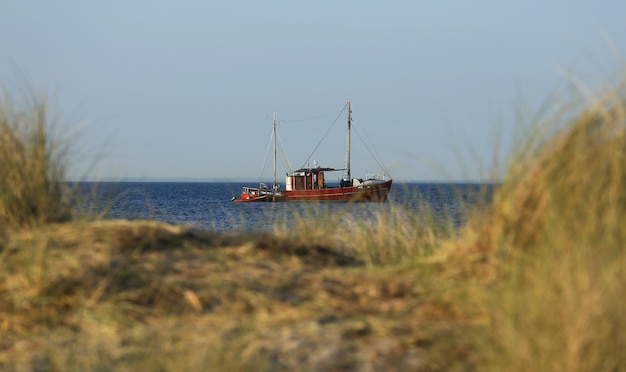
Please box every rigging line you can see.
[352,124,391,176]
[258,127,274,184]
[277,148,292,175]
[300,101,349,169]
[281,109,343,123]
[276,131,293,173]
[354,119,389,175]
[269,117,292,172]
[350,104,390,176]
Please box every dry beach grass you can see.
[1,80,626,371]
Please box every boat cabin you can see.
[285,167,338,191]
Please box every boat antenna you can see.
[343,99,351,183]
[273,112,277,201]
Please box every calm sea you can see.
[75,182,497,233]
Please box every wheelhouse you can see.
[285,167,338,191]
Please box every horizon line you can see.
[67,176,501,184]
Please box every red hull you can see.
[235,179,392,203]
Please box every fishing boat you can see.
[233,100,392,202]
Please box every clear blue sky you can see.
[1,1,624,181]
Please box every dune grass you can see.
[272,199,454,267]
[437,81,626,371]
[1,79,626,371]
[0,92,72,230]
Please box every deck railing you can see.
[365,173,391,181]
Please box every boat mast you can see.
[273,112,277,201]
[344,99,351,184]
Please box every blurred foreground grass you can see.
[1,82,625,371]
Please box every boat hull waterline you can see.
[234,179,392,203]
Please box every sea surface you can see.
[75,182,498,233]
